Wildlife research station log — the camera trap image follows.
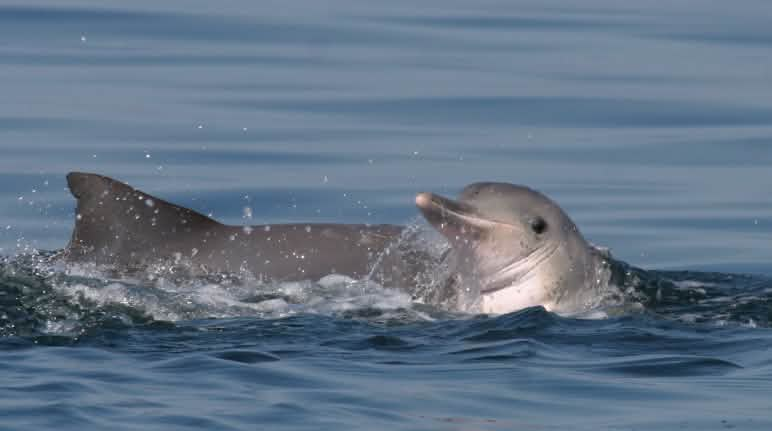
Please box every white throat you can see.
[480,268,554,314]
[477,242,562,314]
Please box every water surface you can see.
[1,1,772,429]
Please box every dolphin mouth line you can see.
[479,242,560,295]
[419,193,520,231]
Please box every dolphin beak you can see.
[415,192,494,241]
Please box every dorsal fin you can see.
[65,172,222,266]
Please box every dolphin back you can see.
[65,172,222,268]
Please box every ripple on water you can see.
[214,350,281,364]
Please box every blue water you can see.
[2,1,772,429]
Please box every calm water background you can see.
[1,1,772,430]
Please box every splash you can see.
[0,251,432,337]
[2,237,771,340]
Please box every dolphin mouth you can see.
[415,192,499,235]
[478,241,559,295]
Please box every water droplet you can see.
[80,35,87,42]
[305,226,311,233]
[243,226,253,235]
[264,225,271,232]
[145,199,155,207]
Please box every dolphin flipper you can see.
[66,172,221,267]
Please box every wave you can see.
[1,244,771,343]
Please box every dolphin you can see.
[63,172,614,315]
[415,183,611,314]
[64,172,405,281]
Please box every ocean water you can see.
[2,1,772,429]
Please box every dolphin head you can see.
[416,182,598,314]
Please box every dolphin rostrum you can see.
[415,183,612,314]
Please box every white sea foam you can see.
[52,264,414,323]
[673,280,717,290]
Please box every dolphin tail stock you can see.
[65,172,222,266]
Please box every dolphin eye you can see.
[530,217,547,234]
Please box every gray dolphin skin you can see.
[415,183,610,314]
[64,172,611,315]
[64,172,404,281]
